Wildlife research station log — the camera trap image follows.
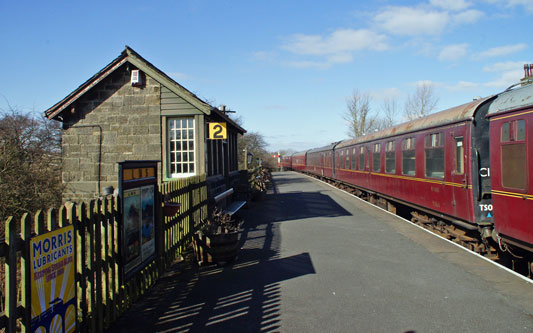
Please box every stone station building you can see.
[44,46,245,202]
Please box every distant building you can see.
[44,46,245,202]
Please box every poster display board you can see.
[118,160,159,279]
[30,225,76,333]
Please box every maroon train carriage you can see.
[306,143,337,179]
[487,82,533,253]
[330,95,497,236]
[281,154,293,170]
[287,68,533,266]
[291,151,308,171]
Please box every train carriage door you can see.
[451,126,468,218]
[365,145,370,187]
[321,153,324,176]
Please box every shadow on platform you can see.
[142,251,315,332]
[108,181,317,332]
[269,173,313,191]
[249,186,352,225]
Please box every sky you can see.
[1,0,532,152]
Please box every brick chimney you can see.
[521,64,533,86]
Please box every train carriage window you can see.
[373,143,381,172]
[454,137,464,174]
[352,148,357,169]
[517,119,526,141]
[501,122,510,141]
[501,120,527,190]
[346,150,350,170]
[425,133,444,179]
[385,140,395,174]
[341,150,345,169]
[402,137,416,176]
[358,146,365,171]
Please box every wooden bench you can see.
[214,188,246,216]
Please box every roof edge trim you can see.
[44,57,128,120]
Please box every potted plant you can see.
[250,167,271,201]
[193,209,241,265]
[162,195,182,216]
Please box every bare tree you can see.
[237,131,276,169]
[404,83,439,121]
[278,149,296,156]
[344,90,376,138]
[0,109,63,221]
[377,96,399,130]
[228,113,244,127]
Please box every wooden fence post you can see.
[21,213,32,332]
[35,210,45,235]
[94,199,103,332]
[87,200,96,332]
[188,178,194,238]
[5,217,17,332]
[155,185,164,273]
[75,202,88,333]
[111,196,120,321]
[102,198,111,328]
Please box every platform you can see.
[108,171,533,332]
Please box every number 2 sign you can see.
[209,122,227,139]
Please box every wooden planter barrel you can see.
[163,202,181,216]
[193,231,239,265]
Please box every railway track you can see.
[304,171,533,281]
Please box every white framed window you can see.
[358,146,365,171]
[168,117,196,178]
[373,143,381,172]
[402,137,416,176]
[385,140,396,174]
[425,132,444,179]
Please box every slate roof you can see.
[43,46,245,134]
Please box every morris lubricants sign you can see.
[30,225,76,333]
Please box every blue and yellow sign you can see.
[30,225,76,333]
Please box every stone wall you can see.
[61,65,161,202]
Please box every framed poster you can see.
[123,188,142,274]
[118,160,159,280]
[141,185,155,259]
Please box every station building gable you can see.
[44,46,245,202]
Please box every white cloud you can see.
[410,80,441,88]
[483,61,526,72]
[281,29,388,68]
[439,43,469,61]
[448,81,480,91]
[369,87,403,101]
[283,29,388,56]
[169,72,194,81]
[477,43,527,58]
[374,6,449,36]
[507,0,533,13]
[252,51,277,62]
[445,61,525,92]
[452,9,484,24]
[480,60,526,88]
[484,69,524,88]
[283,60,330,69]
[430,0,472,11]
[327,53,354,64]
